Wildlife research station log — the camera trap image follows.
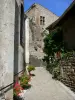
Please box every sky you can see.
[24,0,73,16]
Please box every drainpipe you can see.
[25,18,29,74]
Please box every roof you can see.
[25,3,58,17]
[46,1,75,30]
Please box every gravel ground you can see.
[24,67,75,100]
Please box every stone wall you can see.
[58,8,75,91]
[60,55,75,92]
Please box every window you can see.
[40,16,45,25]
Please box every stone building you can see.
[46,1,75,50]
[25,3,58,66]
[0,0,25,99]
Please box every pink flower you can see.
[14,81,23,96]
[14,82,20,88]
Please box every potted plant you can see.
[27,65,35,76]
[20,79,31,89]
[24,74,31,82]
[13,82,23,100]
[20,75,31,89]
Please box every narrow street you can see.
[24,67,75,100]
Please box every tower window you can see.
[40,16,45,25]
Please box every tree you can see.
[43,27,64,73]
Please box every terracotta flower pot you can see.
[28,71,32,76]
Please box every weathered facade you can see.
[0,0,25,99]
[25,3,58,66]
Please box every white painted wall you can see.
[25,18,29,64]
[25,18,29,73]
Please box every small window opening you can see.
[40,16,45,25]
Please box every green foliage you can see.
[43,27,64,56]
[46,59,59,74]
[62,51,75,59]
[27,65,35,72]
[20,74,30,82]
[20,79,28,86]
[20,74,31,89]
[13,89,17,96]
[43,27,64,76]
[43,27,64,64]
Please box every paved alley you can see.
[24,67,75,100]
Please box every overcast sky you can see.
[24,0,73,16]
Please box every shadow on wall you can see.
[14,1,25,79]
[29,55,46,67]
[14,1,19,76]
[20,4,24,47]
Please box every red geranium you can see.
[14,82,23,96]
